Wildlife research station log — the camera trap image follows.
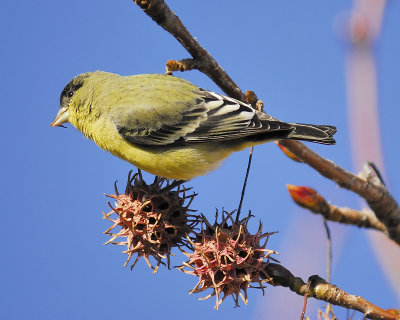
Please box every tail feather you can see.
[286,123,337,145]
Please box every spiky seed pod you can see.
[103,170,197,272]
[179,210,278,309]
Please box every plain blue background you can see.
[1,1,399,319]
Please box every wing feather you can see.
[113,88,293,146]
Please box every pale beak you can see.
[50,106,70,127]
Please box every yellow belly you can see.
[77,116,252,180]
[111,140,234,180]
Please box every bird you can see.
[51,71,336,180]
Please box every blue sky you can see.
[1,1,399,319]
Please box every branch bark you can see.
[317,206,386,233]
[280,140,400,244]
[287,184,387,233]
[266,263,400,320]
[134,0,245,101]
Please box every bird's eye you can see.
[67,91,74,98]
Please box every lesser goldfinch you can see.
[51,71,336,180]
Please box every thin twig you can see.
[236,147,254,223]
[165,58,199,74]
[287,185,387,233]
[323,219,332,284]
[300,280,311,320]
[367,162,386,186]
[323,219,335,319]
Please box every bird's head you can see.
[50,72,92,128]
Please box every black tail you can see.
[286,123,337,145]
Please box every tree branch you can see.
[133,0,245,101]
[280,140,400,244]
[320,206,386,233]
[287,184,387,233]
[266,263,400,320]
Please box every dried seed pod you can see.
[103,170,197,272]
[179,210,278,309]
